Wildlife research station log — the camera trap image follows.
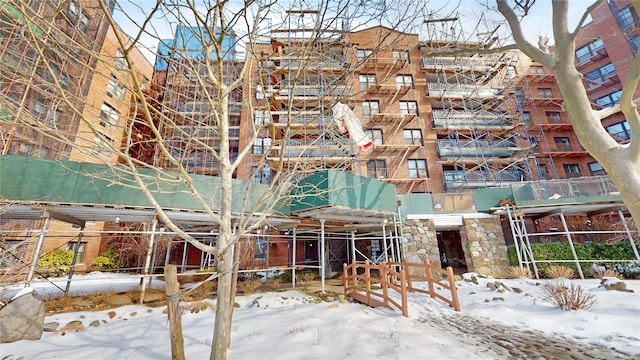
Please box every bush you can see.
[296,272,316,289]
[38,249,73,277]
[506,266,533,279]
[264,277,283,291]
[92,249,119,270]
[543,280,597,311]
[544,265,575,279]
[593,269,623,279]
[610,261,640,279]
[507,241,636,278]
[237,278,261,294]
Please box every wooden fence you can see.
[343,259,460,317]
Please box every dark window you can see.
[67,242,87,263]
[606,121,632,142]
[357,49,373,61]
[367,159,387,179]
[554,137,571,151]
[584,63,616,88]
[537,88,553,98]
[546,112,562,124]
[563,164,581,178]
[595,90,623,108]
[365,129,383,145]
[588,162,606,176]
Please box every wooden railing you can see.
[343,259,460,317]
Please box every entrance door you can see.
[436,231,467,273]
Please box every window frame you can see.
[67,241,87,263]
[403,129,423,146]
[359,74,376,90]
[361,100,380,118]
[399,101,418,116]
[99,103,120,127]
[407,159,427,179]
[365,128,383,145]
[395,74,414,89]
[367,159,387,179]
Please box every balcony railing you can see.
[438,138,520,157]
[274,139,355,158]
[431,110,508,128]
[422,57,494,72]
[512,176,619,202]
[427,83,500,98]
[443,170,522,190]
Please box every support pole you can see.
[25,216,51,286]
[618,210,640,261]
[65,225,86,293]
[350,231,356,263]
[164,265,185,360]
[320,218,326,294]
[292,228,297,288]
[140,219,158,304]
[559,212,584,279]
[382,223,389,263]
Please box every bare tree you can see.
[488,0,640,222]
[0,1,427,359]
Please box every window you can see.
[554,137,571,151]
[575,38,605,63]
[595,90,623,108]
[584,63,616,88]
[617,6,635,29]
[79,14,90,32]
[606,121,632,141]
[114,49,128,70]
[361,101,379,118]
[407,159,427,178]
[92,135,113,157]
[256,84,265,99]
[396,75,413,89]
[367,159,387,179]
[538,164,549,180]
[253,110,269,126]
[356,49,372,61]
[67,1,79,18]
[106,76,126,100]
[399,101,418,115]
[529,136,539,149]
[251,166,272,184]
[365,129,383,145]
[403,129,423,145]
[359,74,376,90]
[392,50,410,63]
[67,242,87,263]
[563,164,581,178]
[99,103,119,127]
[537,88,553,98]
[33,99,59,127]
[546,112,562,124]
[530,66,545,74]
[253,137,272,154]
[522,112,531,126]
[588,161,606,176]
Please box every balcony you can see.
[443,170,522,190]
[367,84,411,95]
[360,56,408,70]
[431,110,511,130]
[273,85,350,102]
[269,139,355,159]
[427,83,500,99]
[422,57,495,72]
[437,138,521,158]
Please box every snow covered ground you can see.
[1,272,639,359]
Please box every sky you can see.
[112,0,595,63]
[1,272,638,359]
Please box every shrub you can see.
[296,272,316,289]
[506,266,533,279]
[544,265,575,279]
[543,280,596,311]
[593,269,623,279]
[92,249,119,271]
[237,278,261,294]
[610,261,640,279]
[38,249,73,277]
[264,277,283,291]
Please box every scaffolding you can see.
[420,13,533,192]
[250,4,356,183]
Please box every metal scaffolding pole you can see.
[65,225,86,293]
[25,216,51,286]
[140,218,158,303]
[292,228,297,288]
[320,218,326,293]
[559,212,584,279]
[618,210,640,261]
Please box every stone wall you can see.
[401,216,510,278]
[459,216,510,277]
[401,219,439,265]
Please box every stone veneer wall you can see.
[459,216,510,277]
[402,219,440,265]
[401,216,510,277]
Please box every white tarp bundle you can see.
[332,102,373,151]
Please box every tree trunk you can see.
[165,265,185,360]
[226,241,242,348]
[210,240,233,360]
